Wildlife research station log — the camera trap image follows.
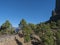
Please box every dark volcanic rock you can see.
[49,0,60,22]
[50,14,60,22]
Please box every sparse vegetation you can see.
[0,19,60,45]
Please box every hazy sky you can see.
[0,0,55,27]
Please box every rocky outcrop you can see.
[0,35,32,45]
[0,35,17,45]
[50,14,60,22]
[48,0,60,22]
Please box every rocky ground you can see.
[0,35,32,45]
[0,34,40,45]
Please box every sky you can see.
[0,0,55,27]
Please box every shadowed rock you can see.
[15,37,22,45]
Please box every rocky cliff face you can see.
[50,11,60,22]
[49,0,60,22]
